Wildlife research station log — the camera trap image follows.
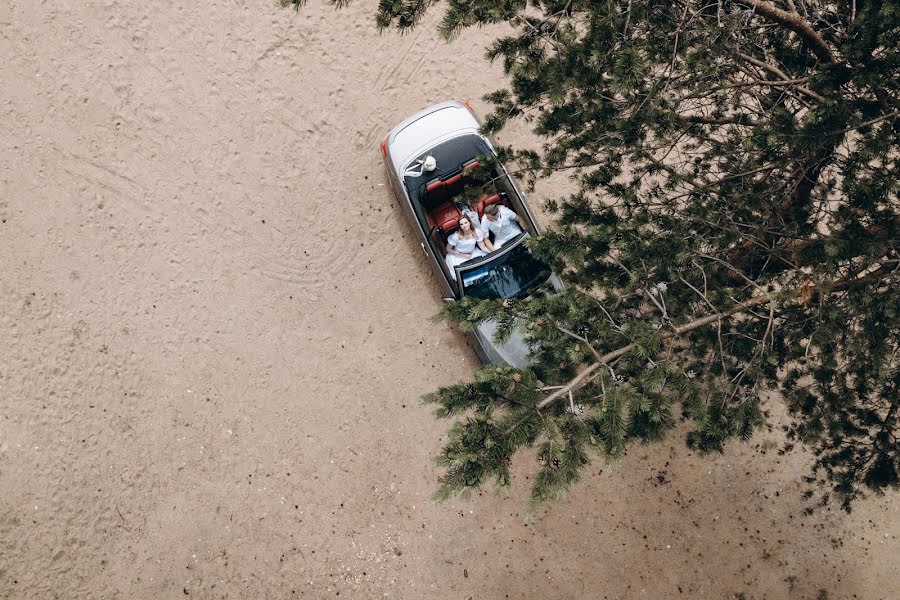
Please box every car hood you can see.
[473,319,532,369]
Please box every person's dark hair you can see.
[484,203,500,216]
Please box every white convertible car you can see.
[381,101,559,367]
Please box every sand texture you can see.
[1,1,898,598]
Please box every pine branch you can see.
[681,114,760,127]
[737,0,836,63]
[539,264,897,414]
[537,293,774,410]
[736,52,825,102]
[555,322,603,362]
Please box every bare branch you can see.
[681,114,760,127]
[737,0,836,63]
[555,322,603,362]
[736,52,825,101]
[537,293,774,409]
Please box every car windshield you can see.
[459,239,550,300]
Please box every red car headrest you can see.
[476,193,501,216]
[425,178,444,194]
[444,173,463,187]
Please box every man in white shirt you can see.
[480,203,528,248]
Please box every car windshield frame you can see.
[454,234,551,300]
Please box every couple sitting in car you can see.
[444,203,528,275]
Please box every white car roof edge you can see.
[386,101,482,176]
[386,100,470,144]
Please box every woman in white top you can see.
[445,214,493,279]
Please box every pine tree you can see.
[288,0,899,510]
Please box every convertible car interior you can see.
[420,160,514,249]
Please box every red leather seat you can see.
[424,179,450,209]
[425,162,482,211]
[475,193,502,217]
[430,202,461,234]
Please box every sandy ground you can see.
[1,1,898,599]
